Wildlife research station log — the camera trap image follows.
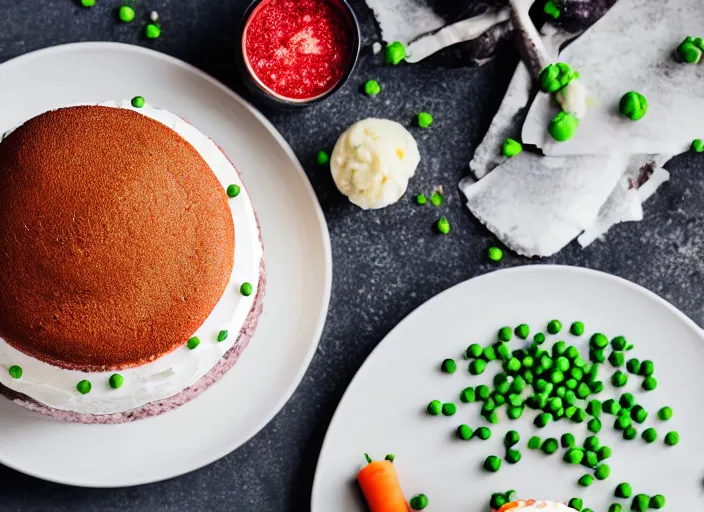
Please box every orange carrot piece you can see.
[498,500,536,512]
[357,459,408,512]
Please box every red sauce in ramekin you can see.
[243,0,353,101]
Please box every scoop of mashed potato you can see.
[330,118,420,209]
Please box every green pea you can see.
[505,448,521,464]
[626,358,641,374]
[589,349,605,364]
[476,385,491,400]
[639,360,655,376]
[436,217,450,235]
[507,406,524,420]
[642,427,657,443]
[608,505,622,512]
[538,62,579,93]
[145,23,160,39]
[608,351,624,367]
[416,194,428,205]
[561,433,575,448]
[109,374,124,389]
[131,95,145,108]
[590,333,608,349]
[483,410,499,424]
[441,358,456,373]
[622,427,638,440]
[588,418,602,433]
[488,246,504,262]
[631,405,647,424]
[614,414,632,431]
[554,356,570,372]
[597,446,612,461]
[465,344,483,359]
[642,376,657,391]
[595,463,610,480]
[586,400,602,417]
[528,436,542,449]
[504,430,520,447]
[576,382,591,399]
[460,387,476,403]
[484,455,502,472]
[570,321,585,336]
[217,330,229,342]
[658,406,673,421]
[534,332,546,344]
[578,474,594,487]
[490,493,507,510]
[584,435,600,451]
[583,451,598,468]
[541,438,559,454]
[427,400,442,415]
[240,282,253,296]
[514,323,530,339]
[483,346,497,361]
[589,381,604,394]
[505,490,517,502]
[494,394,506,407]
[364,80,381,96]
[564,388,577,403]
[619,393,635,409]
[496,343,511,361]
[570,367,583,380]
[410,494,429,510]
[564,448,584,464]
[550,370,564,384]
[442,403,456,416]
[385,41,406,65]
[572,407,586,423]
[693,139,704,153]
[620,91,648,121]
[552,341,567,357]
[76,380,92,395]
[632,494,650,511]
[534,413,551,428]
[568,498,583,511]
[187,336,200,350]
[469,359,487,375]
[611,371,628,387]
[508,394,523,408]
[474,426,491,440]
[547,320,562,334]
[650,494,666,509]
[385,454,395,462]
[565,406,577,419]
[502,137,523,158]
[81,0,96,7]
[664,431,680,446]
[8,365,22,379]
[456,424,473,440]
[603,399,621,415]
[615,483,632,498]
[506,357,521,373]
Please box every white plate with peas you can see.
[312,266,704,512]
[0,43,332,486]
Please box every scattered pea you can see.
[615,483,632,498]
[547,320,562,334]
[632,494,650,511]
[608,505,622,512]
[430,192,443,206]
[490,493,507,510]
[584,436,600,451]
[505,448,522,464]
[642,427,657,443]
[217,330,229,342]
[316,151,329,165]
[534,412,551,428]
[583,451,598,468]
[469,359,487,375]
[488,246,504,262]
[611,336,627,351]
[664,431,680,446]
[385,454,395,462]
[528,436,542,449]
[427,400,442,415]
[595,463,611,480]
[650,494,666,509]
[570,321,585,336]
[542,438,559,455]
[626,358,641,374]
[623,427,638,440]
[502,138,523,157]
[608,351,625,367]
[642,376,657,391]
[460,387,476,403]
[603,399,621,415]
[619,393,635,410]
[108,374,124,389]
[8,365,22,379]
[561,433,575,448]
[364,80,381,96]
[145,23,161,39]
[611,371,628,387]
[568,498,583,511]
[658,406,673,421]
[410,494,429,510]
[81,0,96,7]
[564,448,584,464]
[640,360,655,377]
[549,111,579,141]
[476,385,491,400]
[588,418,602,433]
[484,455,502,472]
[118,5,136,23]
[578,474,594,487]
[131,95,145,108]
[515,324,530,339]
[597,446,612,461]
[620,91,648,121]
[693,139,704,153]
[504,430,520,447]
[441,358,456,373]
[442,403,456,416]
[436,217,450,235]
[498,327,513,342]
[631,405,647,424]
[590,333,609,349]
[76,380,92,395]
[385,41,406,65]
[475,426,492,440]
[187,336,200,350]
[457,424,473,440]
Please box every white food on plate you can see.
[555,79,588,119]
[330,118,420,209]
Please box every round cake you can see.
[0,100,265,423]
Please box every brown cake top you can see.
[0,106,235,371]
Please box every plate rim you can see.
[310,264,703,509]
[0,41,333,488]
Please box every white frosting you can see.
[0,100,263,415]
[556,79,589,119]
[330,118,420,210]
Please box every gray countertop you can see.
[0,1,702,510]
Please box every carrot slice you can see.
[357,459,408,512]
[498,500,536,512]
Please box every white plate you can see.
[312,266,704,511]
[0,42,332,487]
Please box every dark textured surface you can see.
[0,1,702,511]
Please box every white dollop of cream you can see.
[330,118,420,210]
[0,100,263,415]
[556,79,589,119]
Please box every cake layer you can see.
[0,105,235,371]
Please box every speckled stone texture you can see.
[0,0,702,511]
